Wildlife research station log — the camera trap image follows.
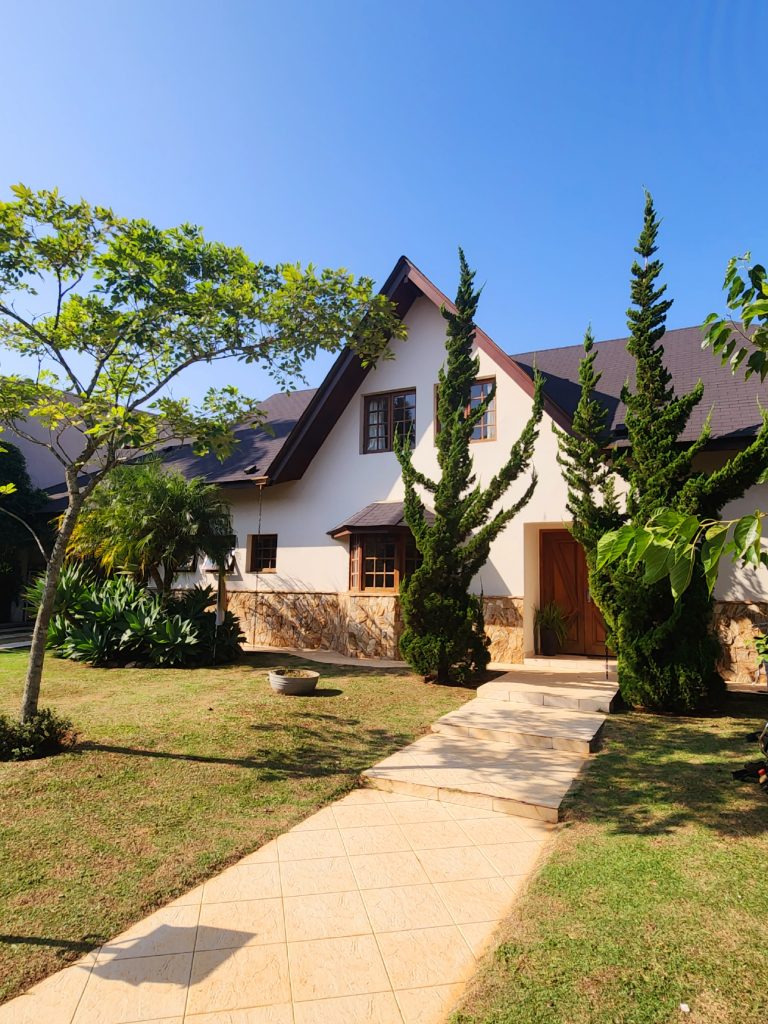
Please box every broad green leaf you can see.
[642,539,674,585]
[733,513,761,557]
[670,544,696,599]
[596,525,636,570]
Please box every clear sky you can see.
[1,0,766,403]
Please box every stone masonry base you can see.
[228,591,525,664]
[713,600,768,685]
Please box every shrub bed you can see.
[0,707,73,761]
[30,565,244,668]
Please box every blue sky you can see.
[1,0,766,403]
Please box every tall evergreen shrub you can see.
[395,251,543,684]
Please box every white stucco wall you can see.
[182,295,572,638]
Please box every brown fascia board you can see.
[267,256,573,484]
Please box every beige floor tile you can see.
[166,883,206,907]
[477,841,542,876]
[277,828,346,862]
[332,803,397,829]
[335,789,386,805]
[196,897,285,950]
[517,817,559,841]
[349,850,430,890]
[279,856,358,897]
[414,846,499,884]
[239,839,280,864]
[455,815,533,846]
[361,883,452,933]
[376,925,476,990]
[290,807,339,831]
[395,983,465,1024]
[377,790,423,804]
[399,820,473,851]
[283,890,372,942]
[386,799,454,824]
[459,921,502,959]
[97,903,199,962]
[434,877,517,924]
[72,952,192,1024]
[0,957,95,1024]
[340,824,410,856]
[203,863,282,904]
[293,991,402,1023]
[437,790,494,811]
[186,943,290,1015]
[443,803,500,821]
[287,934,390,1002]
[187,1005,293,1023]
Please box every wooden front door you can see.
[539,529,606,657]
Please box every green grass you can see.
[0,649,473,1003]
[454,695,768,1024]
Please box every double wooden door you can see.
[539,529,606,657]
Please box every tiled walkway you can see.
[3,661,616,1024]
[1,788,552,1024]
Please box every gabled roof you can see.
[268,256,572,484]
[328,500,435,538]
[156,388,317,485]
[513,326,765,445]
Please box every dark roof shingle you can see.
[328,501,435,536]
[512,326,764,443]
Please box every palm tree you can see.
[68,461,235,596]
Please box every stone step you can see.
[478,673,619,714]
[362,732,588,824]
[0,639,32,650]
[432,698,606,755]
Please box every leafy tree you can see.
[0,184,404,722]
[599,252,768,600]
[559,194,768,710]
[395,250,543,684]
[0,442,51,618]
[67,460,234,594]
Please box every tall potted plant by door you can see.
[535,601,569,656]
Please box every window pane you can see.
[470,379,496,441]
[363,535,397,590]
[364,396,389,452]
[393,391,416,450]
[250,534,277,572]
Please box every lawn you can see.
[454,693,768,1024]
[0,649,473,1004]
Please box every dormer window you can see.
[363,389,416,453]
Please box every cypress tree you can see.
[395,250,543,684]
[558,192,768,710]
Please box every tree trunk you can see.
[19,490,83,723]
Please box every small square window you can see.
[248,534,278,573]
[434,377,496,442]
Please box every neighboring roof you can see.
[328,500,435,537]
[268,256,572,484]
[155,388,317,485]
[513,326,765,445]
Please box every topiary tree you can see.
[558,193,768,711]
[395,250,543,684]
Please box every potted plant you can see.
[268,665,320,695]
[534,601,569,656]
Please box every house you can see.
[162,256,768,683]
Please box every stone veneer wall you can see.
[227,590,525,664]
[712,600,768,684]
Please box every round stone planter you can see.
[268,668,320,696]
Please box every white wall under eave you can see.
[180,294,573,603]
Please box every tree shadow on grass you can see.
[78,712,412,782]
[566,692,768,839]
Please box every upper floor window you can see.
[247,533,278,573]
[434,376,497,442]
[469,377,496,441]
[363,389,416,453]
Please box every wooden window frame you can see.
[434,376,497,442]
[362,388,416,454]
[348,530,421,593]
[246,533,278,573]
